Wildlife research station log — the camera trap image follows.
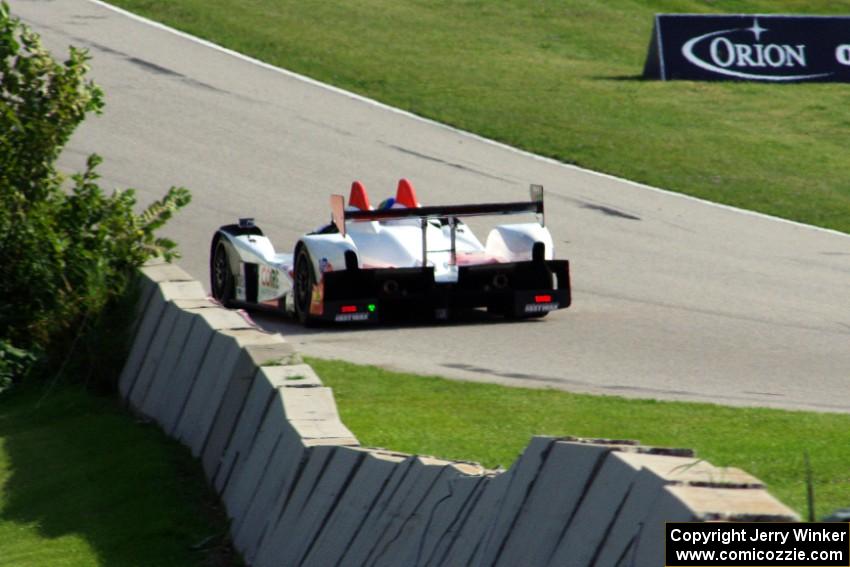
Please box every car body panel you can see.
[210,181,571,324]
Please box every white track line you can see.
[89,0,850,242]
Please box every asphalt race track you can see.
[19,0,850,413]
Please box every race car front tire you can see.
[211,239,234,304]
[293,247,317,325]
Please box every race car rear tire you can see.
[211,239,234,304]
[293,247,317,325]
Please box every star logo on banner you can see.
[747,18,767,41]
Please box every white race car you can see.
[209,179,571,324]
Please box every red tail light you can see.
[534,295,552,303]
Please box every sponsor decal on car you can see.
[309,282,324,315]
[259,265,280,289]
[524,303,559,313]
[334,312,370,322]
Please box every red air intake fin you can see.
[349,181,371,210]
[396,178,420,208]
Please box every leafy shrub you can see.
[0,2,191,392]
[0,340,35,393]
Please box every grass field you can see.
[310,358,850,520]
[104,0,850,233]
[0,384,239,567]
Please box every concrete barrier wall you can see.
[120,262,798,566]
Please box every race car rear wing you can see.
[330,184,545,237]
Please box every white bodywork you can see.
[219,214,554,308]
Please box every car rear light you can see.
[534,294,552,303]
[340,305,358,313]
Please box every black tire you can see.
[211,239,234,303]
[293,247,316,325]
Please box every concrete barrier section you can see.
[159,308,238,433]
[233,426,311,562]
[127,260,172,339]
[119,276,206,398]
[372,462,486,567]
[131,300,227,415]
[132,261,193,327]
[633,484,797,566]
[494,439,616,567]
[221,387,292,526]
[474,435,558,567]
[126,301,182,410]
[591,453,762,567]
[200,339,296,479]
[334,455,420,567]
[272,446,367,566]
[119,266,799,567]
[423,474,491,567]
[138,304,199,417]
[281,387,357,445]
[552,448,694,567]
[439,467,513,566]
[175,329,279,455]
[263,363,323,388]
[118,282,169,399]
[252,444,339,567]
[301,448,408,567]
[362,456,457,566]
[149,304,246,431]
[214,367,294,494]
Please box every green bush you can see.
[0,2,190,392]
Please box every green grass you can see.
[103,0,850,233]
[309,357,850,520]
[0,383,239,567]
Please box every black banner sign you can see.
[644,14,850,82]
[665,523,850,566]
